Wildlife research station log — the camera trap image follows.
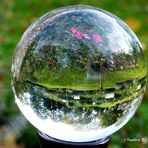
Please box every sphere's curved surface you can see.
[12,5,147,142]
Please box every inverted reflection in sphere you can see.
[12,5,147,142]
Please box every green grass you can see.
[74,95,133,108]
[31,64,147,90]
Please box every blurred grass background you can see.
[0,0,148,148]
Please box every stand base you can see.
[38,131,111,148]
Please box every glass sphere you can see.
[11,5,147,142]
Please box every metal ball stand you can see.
[38,131,111,148]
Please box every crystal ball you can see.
[11,5,147,142]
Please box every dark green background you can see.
[0,0,148,148]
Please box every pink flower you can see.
[75,31,82,39]
[71,27,77,33]
[93,35,103,42]
[83,34,91,39]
